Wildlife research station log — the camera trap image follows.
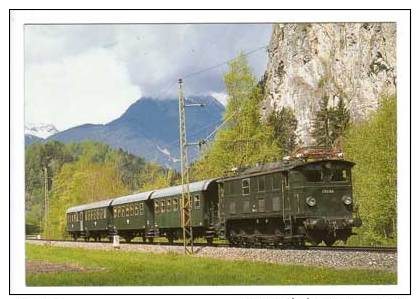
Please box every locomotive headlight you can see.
[342,195,352,205]
[306,196,316,207]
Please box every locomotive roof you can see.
[66,198,114,213]
[150,179,217,199]
[111,191,154,206]
[218,159,354,182]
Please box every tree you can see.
[344,95,396,245]
[311,96,350,148]
[190,53,282,180]
[267,106,298,155]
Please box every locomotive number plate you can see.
[322,189,334,194]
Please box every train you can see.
[66,147,362,247]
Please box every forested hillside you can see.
[343,96,397,245]
[25,141,177,238]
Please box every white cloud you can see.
[25,47,141,130]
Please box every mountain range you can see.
[25,96,225,169]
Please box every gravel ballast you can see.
[26,240,397,272]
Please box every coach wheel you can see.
[167,236,174,244]
[72,234,77,241]
[142,236,147,243]
[148,237,154,243]
[206,237,213,246]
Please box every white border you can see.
[10,9,411,296]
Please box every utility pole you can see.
[178,78,193,254]
[43,166,49,239]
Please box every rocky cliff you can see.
[262,23,396,145]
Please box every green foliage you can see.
[344,95,397,245]
[26,244,396,286]
[25,141,171,238]
[191,53,282,179]
[267,105,298,154]
[311,96,350,147]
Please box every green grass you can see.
[26,243,396,286]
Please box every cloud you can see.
[25,47,141,130]
[25,24,272,128]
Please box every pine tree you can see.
[267,106,298,154]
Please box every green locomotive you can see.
[66,148,361,247]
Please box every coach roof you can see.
[151,179,217,199]
[111,191,154,206]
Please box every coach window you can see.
[139,203,144,215]
[194,194,201,209]
[167,199,172,211]
[134,204,139,216]
[155,202,159,214]
[258,176,265,192]
[242,178,250,195]
[173,198,178,211]
[161,201,165,213]
[129,205,133,216]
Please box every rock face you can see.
[262,23,396,145]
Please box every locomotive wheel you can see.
[324,236,336,246]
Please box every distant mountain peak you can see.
[25,123,59,139]
[47,95,224,170]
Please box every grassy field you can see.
[26,243,396,286]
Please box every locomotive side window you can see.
[242,178,250,195]
[257,176,265,192]
[272,173,281,190]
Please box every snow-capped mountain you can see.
[25,123,59,139]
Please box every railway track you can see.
[26,238,397,253]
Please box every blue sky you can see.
[25,24,273,130]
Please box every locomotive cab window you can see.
[242,178,250,195]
